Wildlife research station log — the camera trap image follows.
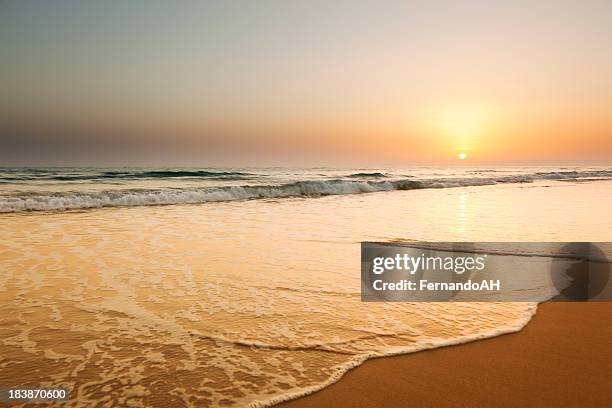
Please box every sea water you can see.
[0,167,610,407]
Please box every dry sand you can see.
[280,302,612,408]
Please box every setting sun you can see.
[459,152,467,160]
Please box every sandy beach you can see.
[281,302,612,408]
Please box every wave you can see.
[105,170,254,179]
[0,169,255,182]
[1,170,611,213]
[346,172,387,178]
[533,170,608,179]
[467,169,500,174]
[254,303,538,408]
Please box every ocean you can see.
[0,166,611,212]
[0,166,611,407]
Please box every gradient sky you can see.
[1,0,611,165]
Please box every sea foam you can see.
[1,170,610,212]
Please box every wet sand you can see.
[280,302,612,408]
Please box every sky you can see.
[1,0,611,165]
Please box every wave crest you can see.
[1,170,611,212]
[346,172,387,178]
[0,169,255,182]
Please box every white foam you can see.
[250,303,538,408]
[1,170,610,213]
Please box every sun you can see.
[433,106,488,159]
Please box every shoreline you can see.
[279,302,612,408]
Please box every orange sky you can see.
[1,1,611,165]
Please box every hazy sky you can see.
[1,0,611,165]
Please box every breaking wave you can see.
[1,170,611,213]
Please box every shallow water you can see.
[0,175,611,407]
